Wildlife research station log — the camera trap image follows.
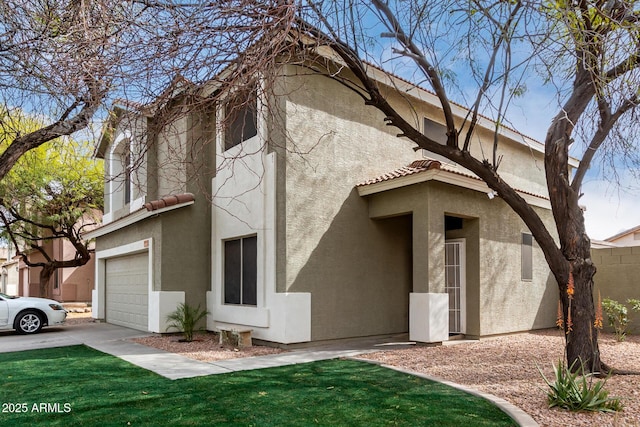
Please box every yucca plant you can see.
[165,303,209,342]
[538,359,622,413]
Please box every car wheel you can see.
[15,311,44,334]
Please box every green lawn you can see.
[0,345,516,426]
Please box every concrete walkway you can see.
[0,322,538,426]
[0,322,397,380]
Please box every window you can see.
[123,143,131,204]
[224,236,257,305]
[224,95,257,150]
[423,117,448,145]
[521,233,533,281]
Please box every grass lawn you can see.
[0,345,516,426]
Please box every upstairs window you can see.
[224,92,257,151]
[123,143,131,204]
[423,117,448,145]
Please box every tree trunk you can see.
[39,265,55,299]
[560,259,602,373]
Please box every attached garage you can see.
[105,252,149,331]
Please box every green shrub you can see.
[165,303,209,342]
[538,360,622,413]
[602,298,640,342]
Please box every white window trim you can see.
[222,235,258,307]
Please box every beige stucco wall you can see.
[367,181,557,337]
[592,246,640,333]
[278,63,556,341]
[375,74,549,198]
[280,66,418,340]
[156,115,189,198]
[96,104,214,310]
[608,232,640,247]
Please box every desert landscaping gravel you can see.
[361,330,640,427]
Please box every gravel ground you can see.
[361,329,640,427]
[66,313,639,426]
[130,331,285,361]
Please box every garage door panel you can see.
[105,252,149,331]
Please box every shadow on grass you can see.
[0,345,517,426]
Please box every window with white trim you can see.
[224,236,257,306]
[224,91,257,151]
[123,142,131,204]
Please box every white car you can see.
[0,292,67,334]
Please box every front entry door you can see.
[445,239,466,334]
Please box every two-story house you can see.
[88,44,570,344]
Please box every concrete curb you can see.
[350,357,539,427]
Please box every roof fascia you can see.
[605,224,640,242]
[82,200,194,240]
[363,65,580,168]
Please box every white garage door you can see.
[105,252,149,331]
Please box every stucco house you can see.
[0,236,94,302]
[87,45,571,344]
[604,225,640,247]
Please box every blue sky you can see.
[364,19,638,242]
[508,88,639,241]
[454,85,639,240]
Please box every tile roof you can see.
[357,159,548,201]
[144,193,195,211]
[357,159,442,186]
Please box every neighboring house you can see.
[0,237,94,301]
[0,245,18,295]
[590,239,619,249]
[87,47,573,344]
[604,225,640,247]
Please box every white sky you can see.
[581,177,640,240]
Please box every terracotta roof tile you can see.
[357,160,548,200]
[357,160,441,186]
[144,193,195,211]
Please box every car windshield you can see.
[0,292,18,300]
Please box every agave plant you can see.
[165,303,209,342]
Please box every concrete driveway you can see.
[0,321,149,354]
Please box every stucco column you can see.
[412,210,430,293]
[428,213,446,294]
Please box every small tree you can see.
[0,113,103,297]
